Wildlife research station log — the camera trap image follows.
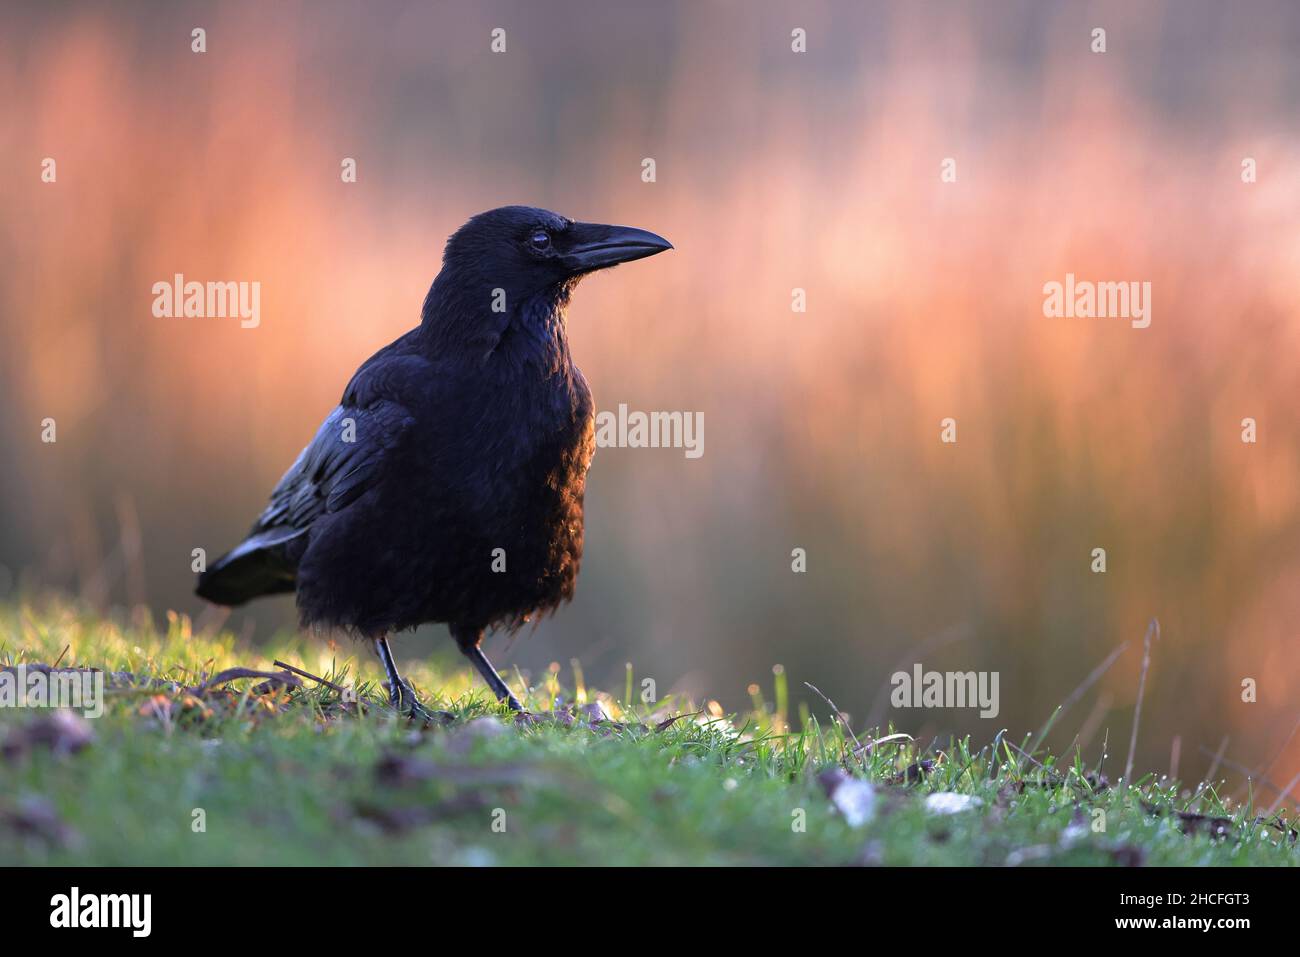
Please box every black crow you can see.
[196,206,671,716]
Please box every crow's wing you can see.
[255,401,411,532]
[195,354,423,605]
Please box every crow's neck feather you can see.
[419,274,576,376]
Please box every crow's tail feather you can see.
[195,528,302,606]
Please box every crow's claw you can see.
[387,679,451,726]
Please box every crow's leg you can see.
[373,636,444,725]
[465,645,524,710]
[452,629,523,711]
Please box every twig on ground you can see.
[190,667,301,694]
[272,659,347,694]
[804,681,865,768]
[1004,739,1053,775]
[1123,619,1159,788]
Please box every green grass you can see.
[0,598,1294,866]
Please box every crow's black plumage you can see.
[196,206,671,713]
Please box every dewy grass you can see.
[0,597,1295,866]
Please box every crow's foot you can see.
[386,678,453,726]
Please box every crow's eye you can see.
[529,229,552,252]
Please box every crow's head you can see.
[425,205,672,357]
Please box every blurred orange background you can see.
[1,1,1298,794]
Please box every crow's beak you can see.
[564,222,673,274]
